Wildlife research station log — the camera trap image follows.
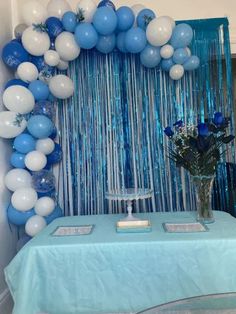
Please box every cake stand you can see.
[105,188,153,221]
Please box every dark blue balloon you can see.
[161,58,174,71]
[45,205,63,225]
[45,17,64,39]
[137,9,156,30]
[13,133,36,154]
[10,152,26,168]
[29,80,50,101]
[198,123,209,137]
[49,125,57,139]
[2,41,29,69]
[62,11,77,33]
[116,32,128,53]
[33,100,55,119]
[5,79,29,90]
[98,0,116,10]
[27,115,54,139]
[8,204,35,226]
[32,169,56,193]
[96,34,116,53]
[74,23,98,49]
[125,27,147,53]
[93,7,118,35]
[116,6,134,31]
[140,45,161,68]
[47,143,62,165]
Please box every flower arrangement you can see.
[164,112,235,177]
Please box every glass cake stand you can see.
[105,188,153,221]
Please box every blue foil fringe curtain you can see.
[55,18,235,216]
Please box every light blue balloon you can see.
[8,204,35,226]
[125,27,147,53]
[13,133,36,154]
[93,7,117,35]
[140,45,161,68]
[96,34,116,53]
[10,152,26,168]
[29,80,50,101]
[74,23,98,49]
[116,6,134,31]
[45,205,63,224]
[161,58,174,71]
[27,115,54,139]
[173,48,189,64]
[170,23,193,49]
[137,9,156,30]
[183,55,200,71]
[116,32,128,53]
[62,11,77,33]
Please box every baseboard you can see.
[0,288,13,314]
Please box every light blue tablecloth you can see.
[5,211,236,314]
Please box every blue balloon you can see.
[96,34,116,53]
[10,152,26,168]
[14,133,36,154]
[8,204,35,226]
[37,189,55,198]
[5,79,29,90]
[49,125,57,139]
[33,100,55,119]
[47,92,56,102]
[98,0,116,10]
[140,45,161,68]
[116,6,134,31]
[183,55,200,71]
[29,80,50,101]
[74,23,98,49]
[116,32,128,53]
[47,143,62,165]
[27,115,54,139]
[173,48,189,64]
[170,23,193,49]
[45,205,63,225]
[161,58,174,71]
[62,11,77,33]
[45,17,64,39]
[2,41,29,69]
[32,169,56,193]
[137,9,156,30]
[125,27,147,53]
[93,7,118,35]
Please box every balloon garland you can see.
[0,0,200,240]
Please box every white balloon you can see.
[55,32,80,62]
[17,62,39,83]
[25,151,47,171]
[57,59,69,71]
[186,47,191,57]
[22,26,50,56]
[49,75,74,99]
[3,85,35,114]
[11,188,38,212]
[44,50,60,67]
[22,0,47,26]
[77,0,97,23]
[161,15,176,30]
[4,169,32,192]
[25,215,46,237]
[36,138,55,155]
[160,44,174,59]
[47,0,72,19]
[35,197,55,216]
[146,16,173,47]
[0,111,27,139]
[169,64,184,80]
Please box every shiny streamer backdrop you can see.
[55,18,235,216]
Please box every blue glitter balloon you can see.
[32,170,56,193]
[32,100,55,120]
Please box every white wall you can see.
[0,1,17,313]
[13,0,236,53]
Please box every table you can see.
[5,211,236,314]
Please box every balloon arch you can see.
[0,0,199,240]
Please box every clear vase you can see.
[192,175,215,224]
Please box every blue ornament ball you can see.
[96,34,116,54]
[27,115,54,139]
[13,133,36,154]
[31,169,56,193]
[93,7,118,35]
[62,11,77,33]
[8,204,35,226]
[10,152,26,168]
[47,143,63,165]
[33,100,55,120]
[2,41,29,69]
[29,80,50,101]
[125,27,147,53]
[74,23,98,49]
[116,6,134,31]
[45,17,64,39]
[140,45,161,68]
[5,79,29,90]
[98,0,116,11]
[137,9,156,30]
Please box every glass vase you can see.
[192,175,215,224]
